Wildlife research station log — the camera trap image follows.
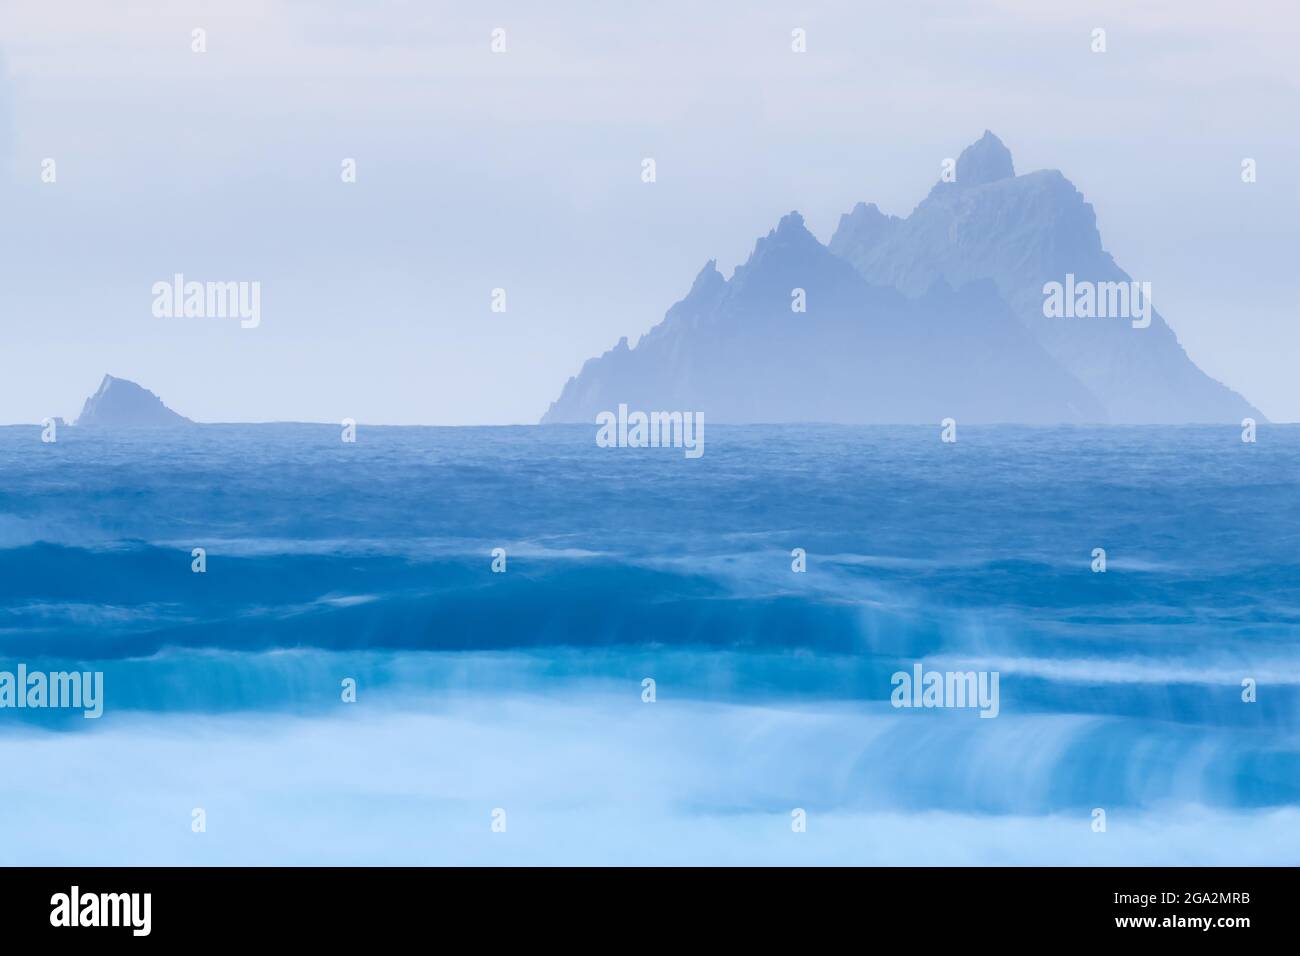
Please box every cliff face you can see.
[827,131,1260,424]
[543,131,1261,426]
[75,375,193,427]
[543,211,1104,424]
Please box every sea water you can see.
[1,423,1297,863]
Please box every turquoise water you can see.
[1,424,1297,863]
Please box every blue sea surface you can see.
[1,424,1298,864]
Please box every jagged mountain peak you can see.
[827,133,1260,424]
[542,131,1260,426]
[688,259,724,295]
[735,211,825,275]
[955,129,1015,186]
[830,202,902,259]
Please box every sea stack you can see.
[74,375,193,427]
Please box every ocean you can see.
[1,423,1297,864]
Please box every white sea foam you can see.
[927,654,1300,686]
[0,676,1294,864]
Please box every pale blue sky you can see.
[1,0,1296,423]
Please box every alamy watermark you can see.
[50,886,150,936]
[152,274,261,329]
[0,664,103,718]
[596,404,704,459]
[890,663,999,718]
[1042,274,1151,329]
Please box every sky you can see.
[0,0,1296,424]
